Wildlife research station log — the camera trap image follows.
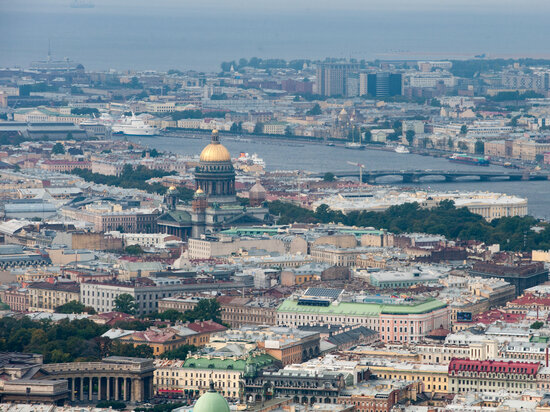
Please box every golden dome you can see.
[195,188,204,194]
[199,143,231,162]
[199,129,231,162]
[168,185,177,191]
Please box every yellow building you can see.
[154,352,276,401]
[362,360,449,394]
[118,329,190,356]
[27,281,80,312]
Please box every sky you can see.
[1,0,550,71]
[3,0,550,13]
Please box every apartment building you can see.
[448,359,540,394]
[28,281,80,312]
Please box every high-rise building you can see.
[359,72,369,96]
[316,62,360,96]
[367,73,403,97]
[345,73,360,97]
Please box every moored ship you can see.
[449,153,490,166]
[111,114,159,136]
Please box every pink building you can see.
[2,288,30,312]
[378,305,450,343]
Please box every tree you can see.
[323,172,335,182]
[51,142,65,154]
[535,154,545,164]
[405,130,415,145]
[531,321,544,329]
[306,103,322,116]
[254,122,264,134]
[149,309,186,323]
[285,126,292,136]
[460,125,468,135]
[474,140,485,155]
[56,300,86,314]
[160,344,197,360]
[114,294,137,315]
[363,129,372,143]
[458,141,468,151]
[125,244,143,255]
[110,342,152,358]
[96,401,126,410]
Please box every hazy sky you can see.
[1,0,550,71]
[3,0,550,13]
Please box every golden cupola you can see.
[199,129,231,162]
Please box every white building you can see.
[313,189,527,221]
[107,231,181,248]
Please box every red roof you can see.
[93,311,136,326]
[187,320,226,334]
[472,309,525,325]
[129,330,181,343]
[449,359,540,376]
[427,327,450,338]
[509,293,550,308]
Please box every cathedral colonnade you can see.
[64,375,153,403]
[40,358,155,403]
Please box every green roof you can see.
[220,227,279,235]
[381,298,447,314]
[277,298,446,316]
[278,299,382,317]
[183,353,275,371]
[184,357,246,371]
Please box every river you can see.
[124,133,550,219]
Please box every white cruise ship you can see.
[111,115,159,136]
[236,152,266,167]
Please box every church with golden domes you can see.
[158,130,270,239]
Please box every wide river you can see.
[124,133,550,219]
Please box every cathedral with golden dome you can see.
[158,130,270,239]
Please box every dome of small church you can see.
[199,129,231,162]
[192,383,230,412]
[249,181,267,197]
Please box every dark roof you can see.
[303,288,343,299]
[449,359,539,376]
[27,281,80,293]
[157,210,192,225]
[326,327,377,346]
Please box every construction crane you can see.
[347,161,365,186]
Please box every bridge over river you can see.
[317,169,550,184]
